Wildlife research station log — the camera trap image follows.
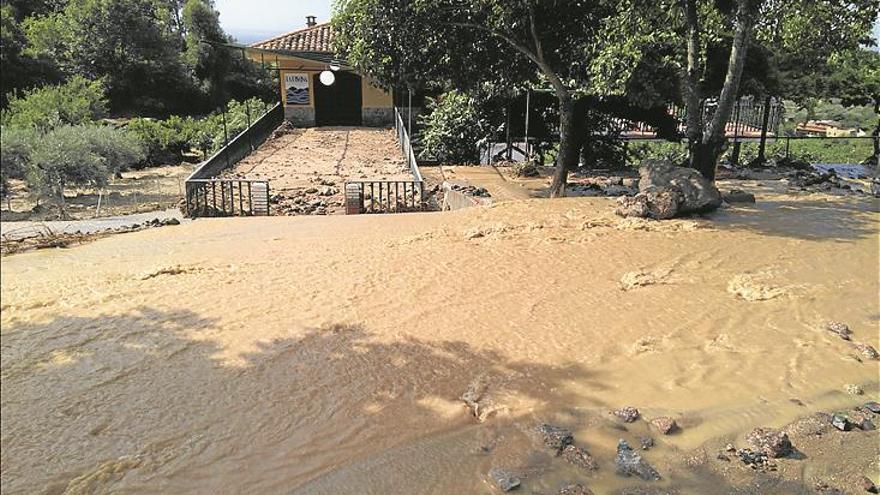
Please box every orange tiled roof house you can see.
[248,16,394,127]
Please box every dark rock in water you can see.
[650,417,678,435]
[536,424,574,453]
[562,444,598,471]
[737,448,775,470]
[853,475,878,493]
[638,159,722,214]
[558,483,594,495]
[854,343,879,360]
[488,467,521,492]
[864,401,880,414]
[639,436,655,450]
[831,413,853,431]
[615,439,661,481]
[745,428,793,458]
[848,410,876,430]
[613,406,641,423]
[723,189,756,203]
[161,217,181,226]
[826,322,852,340]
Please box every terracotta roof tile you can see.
[251,22,334,53]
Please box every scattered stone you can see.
[465,229,485,240]
[650,417,678,435]
[716,452,730,461]
[319,186,337,196]
[863,401,880,414]
[161,217,180,226]
[561,444,598,471]
[614,439,661,481]
[826,322,852,341]
[745,428,792,458]
[854,475,878,493]
[848,410,876,430]
[536,424,574,453]
[845,384,864,396]
[305,187,318,194]
[639,436,655,450]
[613,407,641,423]
[725,443,736,453]
[854,343,879,360]
[558,484,594,495]
[488,467,520,492]
[831,413,852,431]
[722,189,756,203]
[737,448,776,471]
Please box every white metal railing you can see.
[393,106,424,183]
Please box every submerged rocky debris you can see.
[561,444,599,471]
[650,417,678,435]
[826,321,853,341]
[614,439,661,481]
[488,467,520,492]
[612,406,641,423]
[745,428,793,458]
[536,424,574,454]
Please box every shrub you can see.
[78,125,146,176]
[1,126,37,195]
[1,76,107,130]
[626,140,689,166]
[127,116,191,165]
[27,125,111,217]
[419,90,489,164]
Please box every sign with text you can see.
[284,73,310,106]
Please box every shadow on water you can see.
[709,195,879,242]
[0,307,837,495]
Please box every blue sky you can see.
[215,2,878,48]
[216,0,332,44]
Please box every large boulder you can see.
[639,159,723,214]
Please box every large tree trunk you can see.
[756,95,773,164]
[695,0,757,182]
[873,99,879,173]
[682,0,704,165]
[550,95,579,198]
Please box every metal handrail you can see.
[393,106,424,183]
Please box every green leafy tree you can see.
[1,75,106,130]
[0,126,37,197]
[23,0,197,114]
[27,125,111,218]
[419,90,489,164]
[642,0,878,180]
[335,0,679,196]
[0,5,59,107]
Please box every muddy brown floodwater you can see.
[1,190,878,494]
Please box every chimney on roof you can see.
[306,16,317,27]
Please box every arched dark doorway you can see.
[313,72,363,126]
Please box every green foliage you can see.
[27,125,112,205]
[1,76,106,130]
[126,97,271,165]
[626,141,689,167]
[77,125,146,175]
[0,126,37,194]
[418,91,488,164]
[9,0,272,115]
[127,116,192,165]
[731,138,874,165]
